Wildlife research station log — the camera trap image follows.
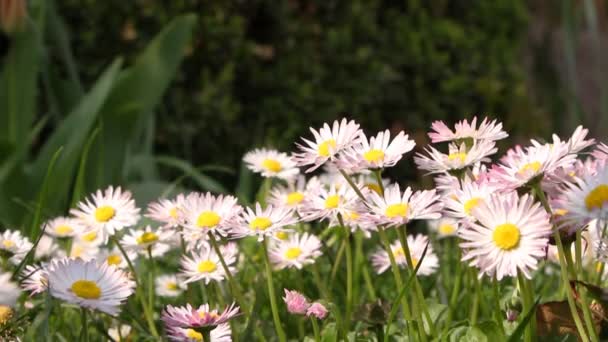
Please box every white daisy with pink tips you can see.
[428,117,508,143]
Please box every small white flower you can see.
[233,203,298,241]
[414,140,497,174]
[20,264,48,296]
[108,324,132,342]
[300,183,365,223]
[97,247,137,269]
[269,233,322,270]
[180,243,238,285]
[0,230,33,265]
[48,258,135,315]
[442,177,497,222]
[34,235,60,260]
[146,194,186,229]
[428,218,460,238]
[268,175,314,211]
[156,274,186,297]
[180,192,242,239]
[371,235,438,276]
[338,130,415,171]
[428,117,508,143]
[365,183,442,227]
[43,216,84,238]
[244,148,300,180]
[121,225,172,258]
[0,272,21,306]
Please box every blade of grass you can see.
[69,127,100,207]
[507,298,540,342]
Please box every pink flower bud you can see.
[306,302,328,320]
[283,289,310,315]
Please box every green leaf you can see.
[70,127,100,207]
[30,59,122,214]
[507,298,540,342]
[149,156,227,193]
[476,321,505,340]
[320,322,338,342]
[97,14,197,184]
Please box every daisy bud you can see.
[283,289,310,315]
[0,0,27,34]
[506,309,519,322]
[306,302,328,320]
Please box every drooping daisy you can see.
[338,130,415,171]
[0,229,33,265]
[156,274,187,297]
[243,148,300,180]
[121,225,172,257]
[293,118,362,172]
[43,216,84,238]
[458,192,552,280]
[414,140,497,174]
[365,183,442,227]
[71,186,140,240]
[269,233,322,270]
[371,235,438,276]
[442,177,497,221]
[48,258,135,315]
[108,324,132,342]
[554,163,608,225]
[162,302,239,339]
[428,217,460,238]
[180,243,238,285]
[428,117,508,144]
[232,203,298,241]
[20,264,48,296]
[0,272,20,306]
[146,194,186,229]
[180,192,242,239]
[97,247,137,269]
[300,183,365,223]
[167,323,232,342]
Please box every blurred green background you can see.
[0,0,606,229]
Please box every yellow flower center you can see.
[324,195,340,209]
[197,260,217,273]
[136,232,159,245]
[585,184,608,211]
[464,197,482,216]
[106,254,122,266]
[393,247,405,258]
[275,231,289,240]
[492,223,521,251]
[166,282,179,290]
[262,158,283,172]
[197,211,221,228]
[363,149,385,163]
[185,329,203,341]
[447,152,467,163]
[71,280,101,299]
[345,211,360,221]
[0,305,12,325]
[82,231,97,242]
[385,203,408,218]
[2,240,14,248]
[94,205,116,222]
[250,217,272,231]
[285,247,302,260]
[439,224,456,235]
[554,208,568,216]
[286,192,305,205]
[55,225,73,235]
[518,161,542,175]
[169,207,179,219]
[366,183,382,194]
[318,139,337,157]
[71,245,84,258]
[411,257,419,268]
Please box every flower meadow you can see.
[2,117,608,341]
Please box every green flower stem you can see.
[112,237,159,338]
[377,226,416,340]
[202,329,211,342]
[532,186,589,341]
[329,238,346,285]
[396,225,435,337]
[517,272,533,342]
[80,308,89,342]
[573,232,599,341]
[311,317,321,342]
[262,237,287,342]
[337,215,354,337]
[470,273,481,326]
[361,259,377,301]
[338,169,367,201]
[311,263,342,328]
[443,245,462,334]
[147,247,155,310]
[373,169,385,194]
[492,277,505,335]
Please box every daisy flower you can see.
[0,229,33,265]
[428,116,508,143]
[0,272,20,306]
[592,143,608,162]
[293,118,362,172]
[69,242,100,261]
[75,229,105,247]
[180,192,242,239]
[121,225,172,257]
[180,243,238,285]
[34,235,60,260]
[20,264,48,296]
[269,232,322,270]
[156,274,187,297]
[167,324,232,342]
[414,140,497,174]
[97,247,137,269]
[442,177,497,221]
[365,183,442,227]
[43,216,84,238]
[283,289,310,314]
[268,175,313,211]
[48,258,135,315]
[232,203,298,241]
[162,302,239,333]
[108,324,132,342]
[300,183,364,223]
[146,194,186,229]
[371,235,438,276]
[428,217,460,238]
[458,192,552,280]
[243,148,300,180]
[71,186,140,240]
[554,163,608,225]
[338,130,415,170]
